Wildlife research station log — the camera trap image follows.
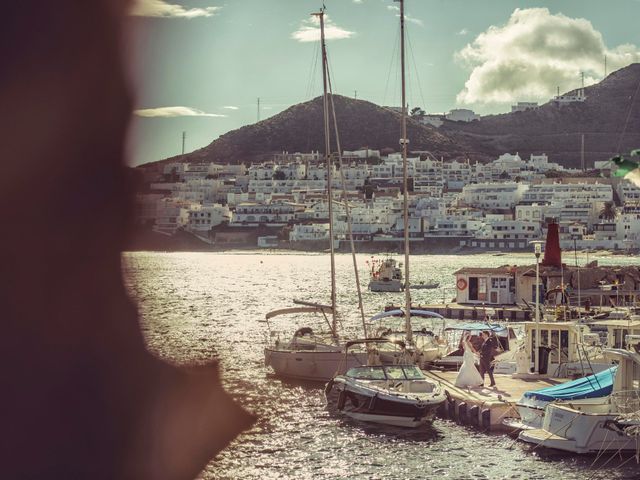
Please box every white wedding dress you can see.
[454,340,484,388]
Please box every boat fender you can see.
[337,389,346,411]
[458,402,468,425]
[481,408,491,428]
[469,405,480,426]
[324,379,335,399]
[368,394,378,411]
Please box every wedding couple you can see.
[454,331,498,388]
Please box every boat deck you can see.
[423,370,561,431]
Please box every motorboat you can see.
[325,339,446,427]
[518,339,640,453]
[369,308,448,364]
[503,366,617,430]
[368,257,403,292]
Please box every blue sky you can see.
[126,0,640,166]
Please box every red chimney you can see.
[541,220,562,267]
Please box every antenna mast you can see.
[257,97,260,122]
[181,131,186,155]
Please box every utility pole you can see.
[181,131,186,155]
[581,71,585,89]
[354,90,357,100]
[257,97,260,122]
[581,133,585,172]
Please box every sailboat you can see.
[264,8,365,382]
[325,0,445,427]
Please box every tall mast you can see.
[400,0,412,343]
[315,8,337,335]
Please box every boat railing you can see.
[611,390,640,414]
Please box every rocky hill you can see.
[147,63,640,169]
[441,63,640,168]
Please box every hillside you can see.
[442,63,640,168]
[146,63,640,169]
[168,95,480,166]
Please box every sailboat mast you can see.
[318,9,338,334]
[400,0,412,343]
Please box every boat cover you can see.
[443,323,507,335]
[522,366,617,402]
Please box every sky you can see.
[126,0,640,166]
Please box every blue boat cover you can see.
[522,366,617,402]
[443,323,507,334]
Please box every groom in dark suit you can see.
[479,331,497,387]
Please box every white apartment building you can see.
[461,182,529,210]
[154,198,194,234]
[617,179,640,203]
[276,162,306,180]
[272,151,322,163]
[425,217,483,238]
[445,109,480,122]
[618,203,640,247]
[248,179,326,195]
[521,182,613,204]
[233,202,301,225]
[187,204,231,233]
[343,149,381,159]
[417,114,444,128]
[248,163,277,180]
[289,223,330,242]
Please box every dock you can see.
[423,370,560,431]
[390,303,534,321]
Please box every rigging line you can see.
[406,25,427,112]
[382,24,401,107]
[326,62,368,338]
[615,70,640,153]
[305,40,321,100]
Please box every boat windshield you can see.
[401,365,425,380]
[346,366,386,380]
[346,365,426,380]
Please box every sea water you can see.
[122,251,640,479]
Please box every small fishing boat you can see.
[368,257,404,292]
[325,339,446,427]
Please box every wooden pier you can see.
[423,370,560,431]
[393,303,534,321]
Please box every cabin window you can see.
[385,366,406,380]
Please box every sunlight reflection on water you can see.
[122,251,639,480]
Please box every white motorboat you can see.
[368,257,404,292]
[518,342,640,453]
[325,339,446,428]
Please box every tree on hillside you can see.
[410,107,425,117]
[599,201,617,221]
[273,170,286,180]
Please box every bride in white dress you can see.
[454,333,484,388]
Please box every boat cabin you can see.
[592,318,640,349]
[517,321,605,377]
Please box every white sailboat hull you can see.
[264,348,366,382]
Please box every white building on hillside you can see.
[187,204,231,233]
[445,109,480,122]
[461,182,529,210]
[511,102,538,112]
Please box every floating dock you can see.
[423,370,560,431]
[396,303,534,321]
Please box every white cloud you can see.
[456,8,640,105]
[387,4,423,27]
[130,0,221,18]
[222,105,239,110]
[291,13,354,42]
[458,28,468,36]
[134,106,226,118]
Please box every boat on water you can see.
[264,305,367,382]
[369,308,448,364]
[412,281,440,290]
[503,365,618,431]
[368,257,404,292]
[264,8,363,382]
[325,339,446,427]
[518,340,640,453]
